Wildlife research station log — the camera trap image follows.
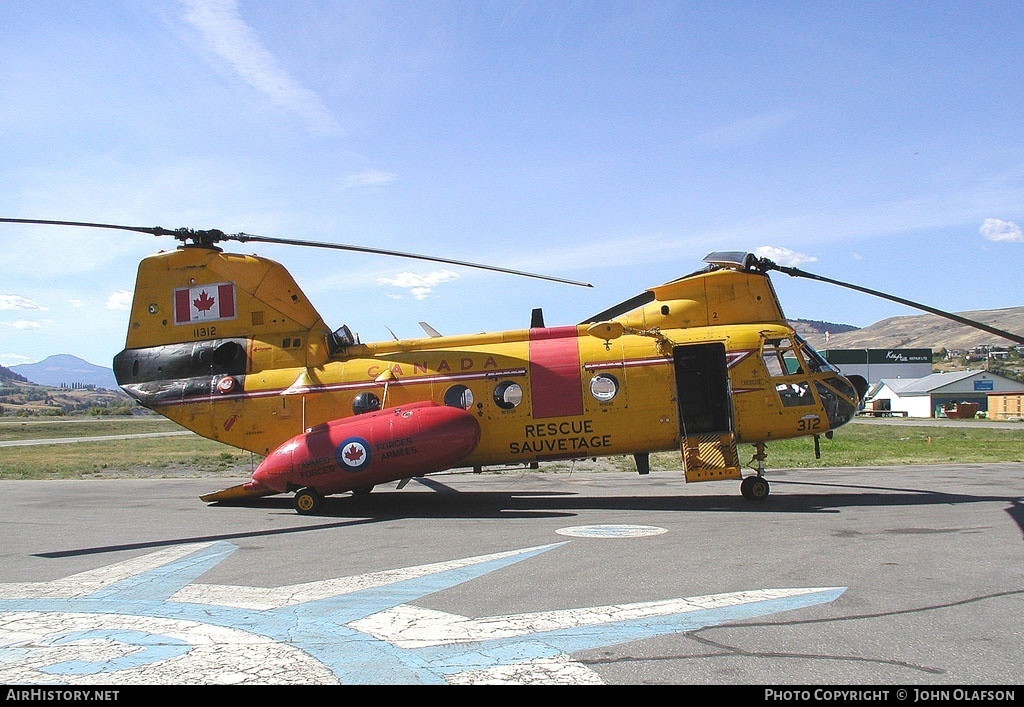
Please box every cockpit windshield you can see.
[793,334,839,374]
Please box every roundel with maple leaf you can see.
[336,436,371,471]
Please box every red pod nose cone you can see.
[252,402,480,495]
[249,438,304,493]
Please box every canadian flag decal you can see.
[174,283,236,324]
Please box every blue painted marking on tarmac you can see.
[418,588,847,676]
[244,544,574,684]
[0,541,848,684]
[88,542,237,602]
[297,543,569,624]
[39,630,189,675]
[0,541,572,685]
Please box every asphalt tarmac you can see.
[1,462,1022,686]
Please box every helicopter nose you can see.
[818,374,863,429]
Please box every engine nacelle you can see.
[251,402,481,496]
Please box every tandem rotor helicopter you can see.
[4,217,1022,515]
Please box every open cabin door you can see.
[673,343,741,483]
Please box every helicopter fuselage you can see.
[112,246,862,482]
[5,217,1015,514]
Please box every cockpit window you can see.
[775,381,814,406]
[762,337,814,407]
[762,338,803,377]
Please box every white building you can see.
[864,370,1024,418]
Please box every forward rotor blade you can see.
[757,258,1024,345]
[0,217,592,288]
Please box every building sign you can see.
[974,379,994,391]
[867,349,933,364]
[826,349,933,365]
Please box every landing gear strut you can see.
[740,443,770,501]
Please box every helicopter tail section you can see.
[113,245,333,414]
[121,245,330,351]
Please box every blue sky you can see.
[2,0,1022,368]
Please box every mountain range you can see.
[7,354,119,390]
[3,306,1021,392]
[794,306,1024,351]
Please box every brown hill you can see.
[0,378,133,416]
[0,365,29,383]
[812,306,1024,351]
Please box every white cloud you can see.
[0,295,46,311]
[0,353,33,367]
[341,170,398,190]
[979,218,1023,242]
[106,290,133,311]
[1,320,42,330]
[753,246,818,267]
[377,270,460,300]
[182,0,342,135]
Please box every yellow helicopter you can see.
[5,218,1020,515]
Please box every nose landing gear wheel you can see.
[294,487,324,515]
[740,475,770,501]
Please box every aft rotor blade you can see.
[758,258,1024,345]
[228,232,593,288]
[0,217,592,288]
[0,217,178,237]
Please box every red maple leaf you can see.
[193,290,216,312]
[344,444,364,463]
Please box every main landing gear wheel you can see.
[294,487,324,515]
[740,475,770,501]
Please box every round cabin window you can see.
[493,381,523,409]
[444,385,475,410]
[590,373,619,402]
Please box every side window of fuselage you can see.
[762,338,814,407]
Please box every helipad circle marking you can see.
[555,524,668,538]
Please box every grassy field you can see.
[0,416,185,442]
[0,415,1020,481]
[0,417,256,479]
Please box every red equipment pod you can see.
[251,402,480,496]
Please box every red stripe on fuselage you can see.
[528,326,583,418]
